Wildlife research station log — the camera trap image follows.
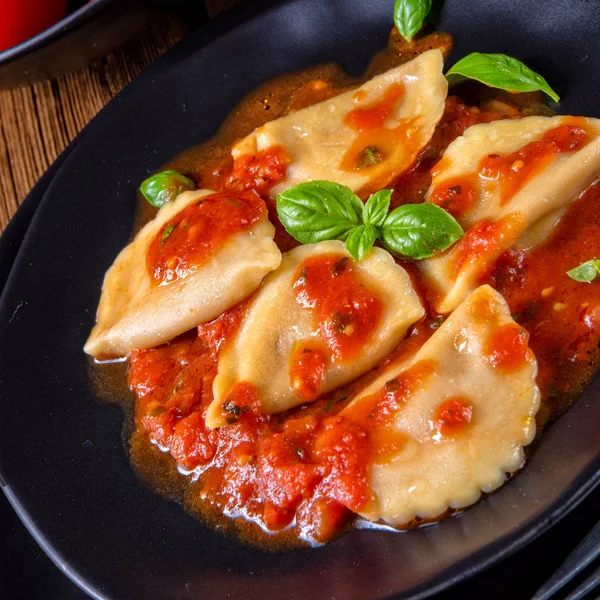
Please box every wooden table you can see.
[0,0,238,234]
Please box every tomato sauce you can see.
[339,83,405,174]
[292,254,383,362]
[227,145,290,194]
[429,175,478,218]
[428,121,590,215]
[128,315,440,545]
[341,359,437,463]
[345,83,405,132]
[488,179,600,413]
[483,322,531,373]
[130,327,371,543]
[92,29,600,550]
[479,123,589,205]
[289,342,328,401]
[434,397,473,437]
[452,213,524,280]
[146,190,266,284]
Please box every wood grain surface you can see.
[0,0,239,234]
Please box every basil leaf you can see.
[363,190,392,228]
[345,225,379,261]
[276,181,365,244]
[394,0,432,42]
[381,204,463,259]
[140,170,196,208]
[567,259,600,282]
[446,53,559,102]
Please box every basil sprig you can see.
[276,181,463,261]
[393,0,432,43]
[140,170,196,208]
[567,259,600,283]
[446,53,560,102]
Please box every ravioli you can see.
[207,240,424,428]
[232,49,447,197]
[84,189,281,358]
[420,116,600,313]
[342,285,540,526]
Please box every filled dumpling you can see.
[419,116,600,313]
[231,49,447,198]
[85,189,282,357]
[207,240,424,428]
[341,285,540,526]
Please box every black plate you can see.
[1,1,600,599]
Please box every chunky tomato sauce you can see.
[434,397,473,436]
[129,317,438,545]
[147,191,266,283]
[289,342,328,402]
[131,331,368,543]
[429,175,478,218]
[227,145,290,194]
[293,254,383,362]
[488,179,600,412]
[96,31,600,550]
[452,213,524,279]
[483,322,531,373]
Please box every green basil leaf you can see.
[381,203,463,259]
[140,170,196,208]
[393,0,432,42]
[567,259,600,282]
[276,181,365,244]
[446,53,559,102]
[363,190,392,228]
[345,225,379,261]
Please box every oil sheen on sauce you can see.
[90,28,599,550]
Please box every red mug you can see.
[0,0,68,52]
